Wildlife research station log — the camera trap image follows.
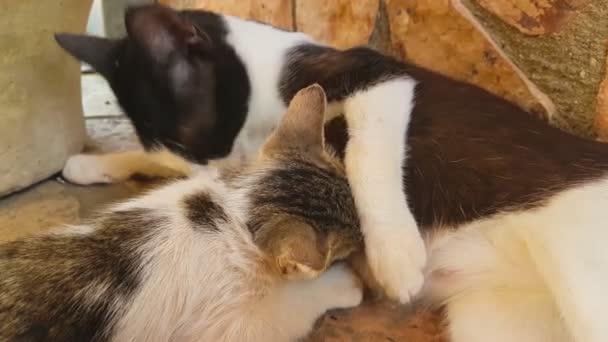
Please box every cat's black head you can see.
[55,4,250,164]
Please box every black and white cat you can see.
[56,4,608,342]
[57,4,425,305]
[0,85,364,341]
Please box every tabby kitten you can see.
[0,85,363,342]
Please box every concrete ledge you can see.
[0,0,92,197]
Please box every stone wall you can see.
[160,0,608,140]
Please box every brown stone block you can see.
[474,0,588,35]
[159,0,293,30]
[595,52,608,141]
[295,0,379,49]
[250,0,293,30]
[387,0,554,118]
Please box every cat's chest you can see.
[231,102,286,161]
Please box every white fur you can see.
[64,173,363,341]
[342,78,426,303]
[425,178,608,342]
[224,16,313,162]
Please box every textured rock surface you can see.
[159,0,294,30]
[385,0,554,118]
[473,0,589,35]
[0,0,91,197]
[463,0,608,138]
[595,52,608,141]
[295,0,379,48]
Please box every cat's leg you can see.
[342,78,425,303]
[62,148,193,185]
[256,263,363,341]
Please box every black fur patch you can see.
[114,10,250,163]
[0,208,166,341]
[279,44,407,104]
[183,192,228,230]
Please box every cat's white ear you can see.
[263,84,327,155]
[125,4,208,64]
[54,34,120,77]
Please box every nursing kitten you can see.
[0,85,364,342]
[55,4,608,342]
[56,4,424,304]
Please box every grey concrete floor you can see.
[0,76,144,243]
[81,73,123,118]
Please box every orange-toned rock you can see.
[473,0,588,35]
[159,0,293,30]
[595,54,608,141]
[308,301,447,342]
[295,0,379,49]
[249,0,293,30]
[386,0,554,118]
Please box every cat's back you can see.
[405,65,608,227]
[0,173,259,341]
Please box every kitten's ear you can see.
[263,84,327,155]
[255,217,327,279]
[125,4,208,64]
[54,34,120,77]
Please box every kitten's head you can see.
[55,4,249,163]
[244,84,362,280]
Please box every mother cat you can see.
[56,4,608,342]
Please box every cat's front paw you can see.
[321,263,363,309]
[365,218,426,304]
[62,154,117,185]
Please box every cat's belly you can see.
[423,177,608,342]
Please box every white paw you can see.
[321,263,363,309]
[62,154,117,185]
[365,217,426,304]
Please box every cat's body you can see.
[57,5,426,304]
[54,4,608,342]
[0,86,364,341]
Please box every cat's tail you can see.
[422,224,572,342]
